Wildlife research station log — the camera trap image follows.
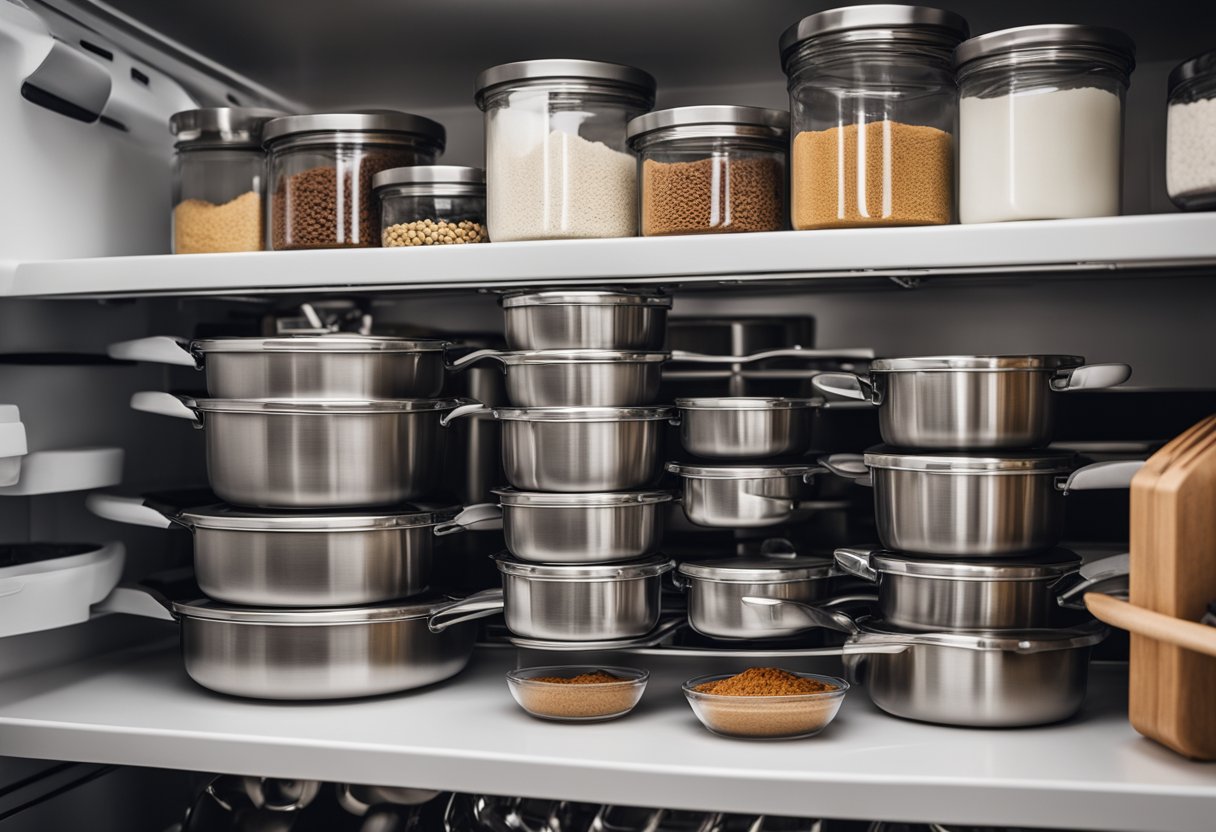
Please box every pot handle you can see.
[810,372,876,403]
[741,596,860,635]
[91,584,177,622]
[440,402,491,427]
[1056,460,1144,493]
[130,391,203,428]
[86,493,177,530]
[668,347,874,364]
[433,503,503,536]
[816,454,873,486]
[833,547,880,582]
[1055,553,1130,609]
[1050,363,1132,392]
[428,588,505,633]
[107,335,199,368]
[447,348,507,371]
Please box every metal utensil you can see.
[674,397,822,459]
[500,290,672,351]
[665,462,825,528]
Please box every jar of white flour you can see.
[1167,50,1216,211]
[955,25,1136,224]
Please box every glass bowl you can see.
[507,665,649,722]
[682,671,848,740]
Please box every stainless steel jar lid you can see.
[954,25,1136,72]
[678,556,836,582]
[174,596,451,624]
[495,554,675,580]
[262,111,447,150]
[501,290,672,309]
[475,59,656,105]
[856,617,1108,652]
[492,350,669,365]
[780,4,970,66]
[1169,50,1216,96]
[869,355,1085,372]
[187,397,471,415]
[675,397,820,410]
[492,488,672,507]
[372,165,485,193]
[177,503,460,532]
[192,335,448,354]
[494,406,674,422]
[867,549,1081,580]
[862,450,1075,473]
[170,107,284,148]
[626,106,788,145]
[666,462,821,479]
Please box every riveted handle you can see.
[811,372,876,403]
[130,391,203,428]
[817,454,873,487]
[440,402,491,427]
[107,336,199,368]
[833,547,880,582]
[1050,363,1132,392]
[447,348,507,371]
[1056,460,1144,493]
[428,589,504,632]
[87,493,177,530]
[433,503,503,536]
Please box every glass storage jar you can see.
[476,59,656,242]
[263,112,446,250]
[374,166,488,246]
[626,106,788,237]
[170,107,281,254]
[956,25,1135,224]
[781,5,968,230]
[1167,50,1216,211]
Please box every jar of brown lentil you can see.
[263,112,446,250]
[780,5,969,229]
[626,106,788,237]
[374,166,488,246]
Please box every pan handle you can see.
[91,584,177,622]
[433,503,503,536]
[832,547,880,582]
[447,348,508,371]
[741,596,860,635]
[1055,553,1130,609]
[440,402,491,427]
[87,493,177,530]
[815,454,873,487]
[669,347,875,363]
[428,589,505,633]
[107,335,200,368]
[130,391,204,428]
[1050,363,1132,391]
[811,372,877,403]
[1055,460,1144,493]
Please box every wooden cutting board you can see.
[1128,414,1216,760]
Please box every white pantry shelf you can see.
[3,214,1216,299]
[0,641,1211,830]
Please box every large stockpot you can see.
[428,555,676,641]
[500,290,672,351]
[94,587,477,700]
[86,493,467,607]
[132,392,471,509]
[665,462,824,528]
[437,489,672,563]
[108,334,449,400]
[675,397,821,459]
[813,355,1131,450]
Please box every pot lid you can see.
[869,355,1084,372]
[780,5,970,64]
[494,406,673,422]
[675,397,821,410]
[862,448,1075,474]
[172,595,451,624]
[626,106,788,142]
[495,554,675,580]
[666,462,820,479]
[177,503,460,531]
[856,617,1108,652]
[492,488,673,507]
[501,290,672,309]
[192,335,448,354]
[188,397,470,415]
[372,165,484,190]
[262,111,446,149]
[170,107,284,148]
[1170,50,1216,96]
[868,548,1081,580]
[955,25,1136,72]
[494,350,669,365]
[678,556,836,582]
[475,60,656,104]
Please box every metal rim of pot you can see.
[674,397,822,411]
[494,553,676,581]
[834,546,1081,583]
[451,349,671,368]
[171,595,450,625]
[677,556,837,583]
[500,290,672,309]
[193,335,449,355]
[185,396,471,415]
[483,405,674,423]
[491,488,673,507]
[862,450,1076,474]
[665,462,823,480]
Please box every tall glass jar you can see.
[781,5,968,230]
[956,26,1135,224]
[1167,50,1216,211]
[170,108,281,254]
[476,59,655,242]
[374,166,488,246]
[263,112,446,250]
[627,106,788,237]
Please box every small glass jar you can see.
[781,5,968,230]
[1167,50,1216,211]
[476,59,655,242]
[626,106,788,237]
[263,112,446,250]
[956,25,1135,224]
[374,166,488,246]
[170,108,281,254]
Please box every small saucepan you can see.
[674,397,823,460]
[665,462,826,528]
[500,289,672,351]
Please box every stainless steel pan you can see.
[665,462,827,528]
[500,290,672,351]
[675,397,822,459]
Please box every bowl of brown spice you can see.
[507,666,649,723]
[683,667,847,740]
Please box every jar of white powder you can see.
[475,59,656,241]
[955,25,1136,224]
[1167,50,1216,211]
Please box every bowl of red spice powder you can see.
[683,667,848,740]
[507,666,649,722]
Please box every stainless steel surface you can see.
[954,24,1137,70]
[452,349,668,407]
[474,59,656,103]
[501,291,672,352]
[372,164,484,189]
[261,111,447,147]
[679,556,838,640]
[626,106,788,147]
[492,488,671,563]
[863,450,1075,472]
[170,107,283,147]
[675,397,819,459]
[780,4,970,64]
[666,463,823,528]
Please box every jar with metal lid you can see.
[374,166,488,246]
[170,107,282,254]
[1167,50,1216,210]
[626,106,788,236]
[956,25,1136,224]
[263,112,446,250]
[475,59,656,241]
[780,5,969,230]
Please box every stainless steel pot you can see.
[675,397,821,459]
[665,462,824,528]
[132,392,471,509]
[812,355,1131,450]
[500,290,672,351]
[833,546,1082,631]
[94,586,477,700]
[429,555,675,641]
[437,489,671,563]
[821,452,1143,557]
[87,493,468,607]
[108,334,449,400]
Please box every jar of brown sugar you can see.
[626,106,788,237]
[780,5,969,229]
[374,165,488,246]
[263,112,446,250]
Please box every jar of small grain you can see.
[263,112,446,250]
[1167,50,1216,211]
[374,166,488,246]
[170,108,282,254]
[780,5,968,230]
[626,106,788,237]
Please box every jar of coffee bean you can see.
[263,112,446,250]
[374,165,488,246]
